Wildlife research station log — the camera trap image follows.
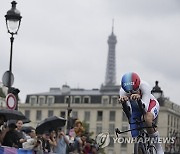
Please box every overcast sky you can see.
[0,0,180,105]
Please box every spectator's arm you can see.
[19,138,27,143]
[49,138,57,146]
[63,135,69,145]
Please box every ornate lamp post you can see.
[151,81,164,106]
[5,1,22,93]
[151,81,163,99]
[4,1,22,110]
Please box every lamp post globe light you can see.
[151,81,165,106]
[5,1,22,35]
[4,1,22,110]
[151,81,163,99]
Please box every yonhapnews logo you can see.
[96,132,110,148]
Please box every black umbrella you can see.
[6,119,31,127]
[7,118,32,124]
[0,109,29,122]
[36,116,66,134]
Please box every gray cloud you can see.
[108,0,180,17]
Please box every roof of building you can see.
[27,85,121,96]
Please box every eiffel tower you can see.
[101,20,120,92]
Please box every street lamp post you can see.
[151,81,163,99]
[5,1,22,94]
[151,81,164,106]
[67,96,72,134]
[4,1,22,110]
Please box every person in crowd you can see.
[41,131,51,153]
[22,128,37,150]
[73,119,85,154]
[48,129,57,153]
[83,142,91,154]
[16,120,27,148]
[81,133,89,154]
[91,144,98,154]
[74,120,85,137]
[0,115,8,145]
[21,126,35,139]
[34,134,43,154]
[82,136,98,154]
[0,115,5,127]
[54,127,69,154]
[2,122,20,148]
[25,128,36,139]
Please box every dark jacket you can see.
[41,138,51,152]
[2,129,21,148]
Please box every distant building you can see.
[19,26,180,154]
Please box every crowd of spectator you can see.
[0,115,98,154]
